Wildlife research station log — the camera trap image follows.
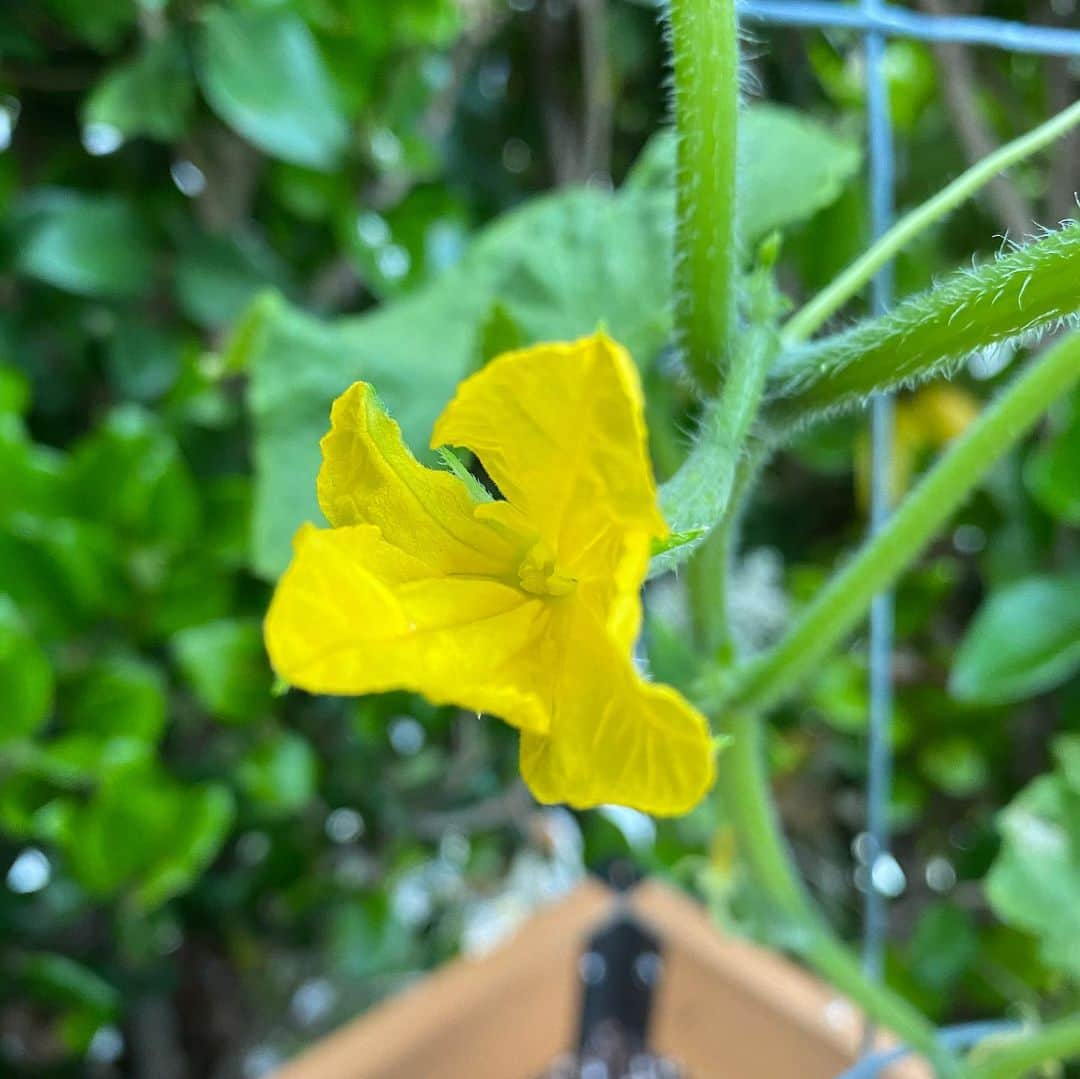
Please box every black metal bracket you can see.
[576,906,663,1059]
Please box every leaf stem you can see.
[963,1017,1080,1079]
[669,0,738,391]
[716,329,1080,717]
[783,98,1080,344]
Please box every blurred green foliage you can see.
[0,0,1077,1074]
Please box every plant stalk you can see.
[669,0,739,392]
[783,98,1080,344]
[714,330,1080,717]
[715,713,961,1076]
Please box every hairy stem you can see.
[783,98,1080,345]
[714,329,1080,716]
[768,222,1080,429]
[669,0,738,391]
[653,324,775,578]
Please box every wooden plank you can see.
[270,879,613,1079]
[631,880,930,1079]
[270,878,934,1079]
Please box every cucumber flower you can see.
[264,333,715,815]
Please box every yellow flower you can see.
[264,333,715,815]
[856,383,981,506]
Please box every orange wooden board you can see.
[270,879,930,1079]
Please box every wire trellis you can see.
[735,2,1080,1074]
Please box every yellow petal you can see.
[431,333,666,646]
[518,604,715,815]
[265,524,555,733]
[317,382,517,575]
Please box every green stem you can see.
[784,98,1080,344]
[716,329,1080,716]
[716,713,960,1076]
[688,514,735,656]
[669,0,738,392]
[963,1016,1080,1079]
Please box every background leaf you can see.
[950,574,1080,704]
[196,6,349,170]
[985,736,1080,979]
[0,595,54,744]
[171,617,271,722]
[83,33,193,142]
[15,192,152,299]
[625,103,861,245]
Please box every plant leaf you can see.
[0,596,53,745]
[171,617,271,723]
[16,192,152,299]
[985,736,1080,979]
[950,574,1080,705]
[625,103,861,245]
[83,32,193,141]
[196,6,348,170]
[242,184,672,578]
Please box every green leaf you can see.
[475,301,526,367]
[1025,390,1080,525]
[105,318,182,402]
[83,33,193,142]
[63,656,166,743]
[237,730,319,814]
[196,6,349,170]
[18,733,153,787]
[68,406,200,549]
[769,224,1080,428]
[133,783,234,911]
[328,894,416,979]
[147,556,235,638]
[0,517,119,638]
[950,574,1080,705]
[0,365,31,416]
[0,418,67,523]
[16,192,153,299]
[919,737,990,797]
[0,595,54,744]
[985,736,1080,979]
[171,617,271,722]
[40,0,134,49]
[16,953,120,1016]
[907,902,979,993]
[175,230,291,330]
[244,181,674,577]
[625,104,861,245]
[56,768,235,911]
[649,528,706,558]
[740,105,861,243]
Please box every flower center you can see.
[517,539,576,597]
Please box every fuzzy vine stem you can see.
[783,98,1080,345]
[668,0,738,392]
[714,329,1080,717]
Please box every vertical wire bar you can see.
[861,0,896,1041]
[725,1,1075,1069]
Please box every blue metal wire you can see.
[860,0,896,1016]
[738,1,1080,55]
[836,1022,1021,1079]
